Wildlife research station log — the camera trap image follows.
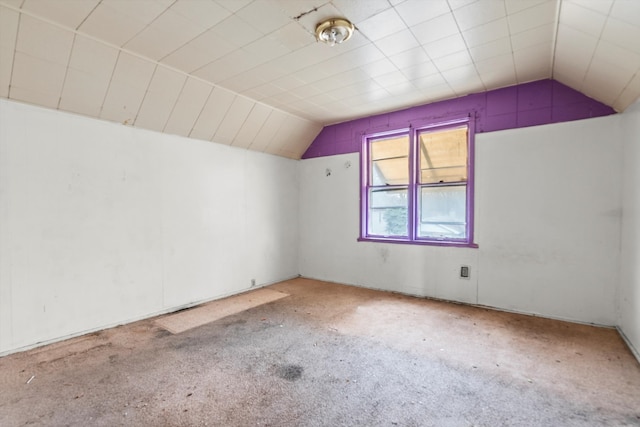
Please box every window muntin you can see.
[361,119,474,246]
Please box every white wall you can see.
[620,101,640,359]
[299,115,623,326]
[0,99,299,355]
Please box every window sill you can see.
[358,237,479,248]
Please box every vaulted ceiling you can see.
[1,0,639,159]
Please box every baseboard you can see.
[0,274,301,358]
[617,327,640,365]
[300,275,616,329]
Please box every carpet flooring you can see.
[1,278,639,426]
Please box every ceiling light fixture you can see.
[315,18,354,47]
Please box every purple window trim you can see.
[360,117,476,248]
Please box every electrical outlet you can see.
[251,279,256,287]
[460,266,470,279]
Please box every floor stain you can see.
[276,364,303,381]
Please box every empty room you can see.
[1,0,639,425]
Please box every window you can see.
[360,118,476,247]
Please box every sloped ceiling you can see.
[0,0,639,159]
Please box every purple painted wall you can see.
[302,79,616,159]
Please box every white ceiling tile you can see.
[232,103,272,149]
[0,6,19,98]
[510,23,554,51]
[235,0,291,34]
[9,85,59,109]
[161,28,236,73]
[412,72,447,90]
[289,83,322,99]
[433,49,473,71]
[193,50,263,83]
[110,89,158,136]
[389,46,430,69]
[593,40,640,73]
[164,77,213,137]
[3,0,640,150]
[16,15,73,66]
[553,24,598,78]
[247,109,287,152]
[0,5,18,49]
[21,0,99,29]
[505,0,554,15]
[411,12,459,45]
[475,51,514,74]
[290,65,332,85]
[0,45,13,98]
[216,0,254,13]
[447,0,479,10]
[453,0,506,31]
[448,76,485,95]
[170,0,231,29]
[124,9,207,61]
[563,41,597,88]
[552,64,584,91]
[613,71,640,111]
[442,63,481,83]
[357,8,407,41]
[268,22,315,51]
[267,115,319,157]
[264,89,303,107]
[59,36,118,117]
[213,96,255,145]
[514,42,552,82]
[402,61,439,80]
[418,82,456,101]
[559,1,607,36]
[564,0,612,15]
[373,70,413,87]
[582,60,629,105]
[189,87,236,141]
[609,0,639,24]
[385,79,418,95]
[469,36,511,61]
[478,63,517,89]
[135,67,186,132]
[221,71,267,94]
[397,0,451,27]
[0,0,24,7]
[109,52,156,90]
[360,57,398,78]
[336,44,386,69]
[59,68,110,117]
[601,17,640,55]
[242,36,292,63]
[462,17,509,47]
[78,0,172,47]
[10,51,66,108]
[332,0,393,23]
[375,29,419,57]
[100,53,156,124]
[247,83,284,100]
[67,35,118,77]
[424,33,467,59]
[272,75,307,91]
[507,0,557,34]
[243,63,288,85]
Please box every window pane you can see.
[370,135,409,185]
[368,187,408,237]
[418,185,466,240]
[419,126,467,184]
